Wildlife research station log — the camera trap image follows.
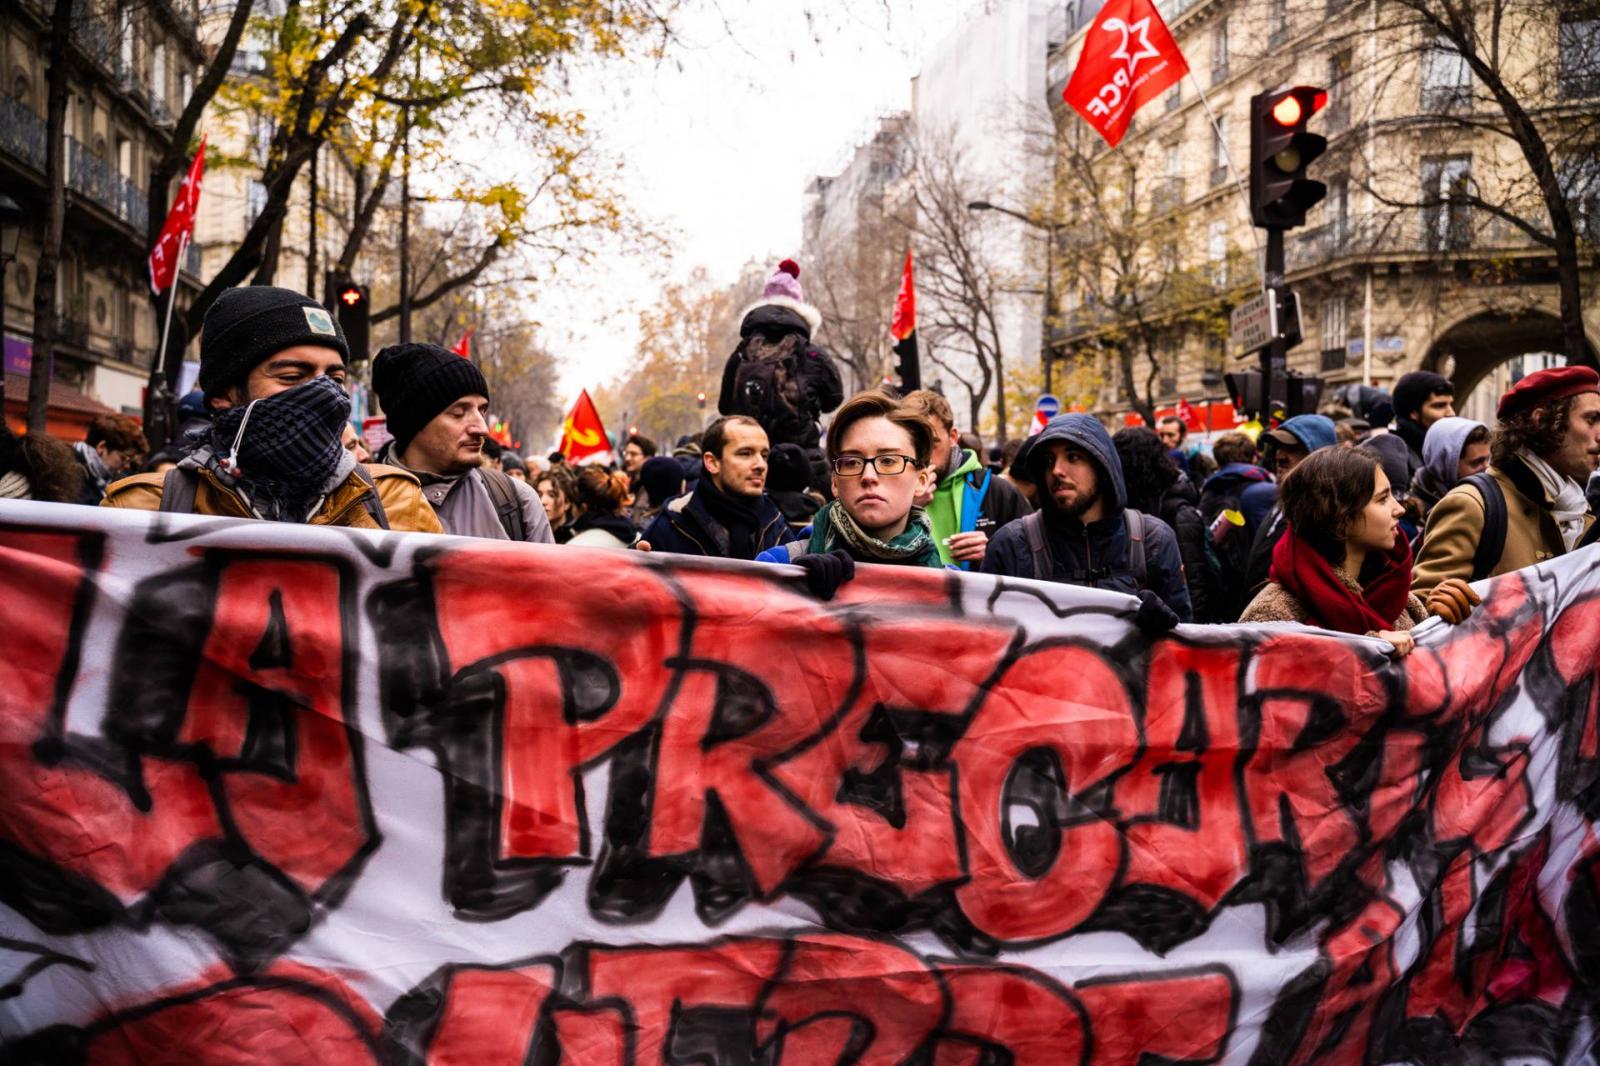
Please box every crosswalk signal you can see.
[326,273,370,363]
[893,338,921,393]
[1249,87,1327,230]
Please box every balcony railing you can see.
[112,339,153,369]
[54,314,90,349]
[1285,212,1544,273]
[1150,176,1185,214]
[66,137,149,231]
[0,95,47,171]
[70,0,116,71]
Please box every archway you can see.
[1422,310,1598,424]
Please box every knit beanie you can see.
[371,343,491,451]
[200,285,349,397]
[1392,371,1453,422]
[739,259,822,339]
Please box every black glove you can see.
[794,548,856,601]
[1134,589,1180,636]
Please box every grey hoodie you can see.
[1411,416,1485,511]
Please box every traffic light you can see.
[1249,86,1327,229]
[326,273,370,363]
[893,335,921,392]
[696,391,706,410]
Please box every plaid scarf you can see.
[807,500,943,568]
[206,376,352,521]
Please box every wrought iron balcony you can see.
[0,95,47,172]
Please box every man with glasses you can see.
[1241,414,1339,596]
[640,415,796,559]
[757,390,944,597]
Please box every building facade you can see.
[1044,0,1600,424]
[1,0,206,431]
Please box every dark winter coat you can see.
[640,484,797,560]
[1157,476,1215,624]
[981,414,1192,621]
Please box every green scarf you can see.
[807,501,944,568]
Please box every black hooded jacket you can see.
[982,414,1192,621]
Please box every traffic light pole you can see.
[1262,227,1287,413]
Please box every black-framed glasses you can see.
[830,454,918,477]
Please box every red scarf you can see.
[1269,524,1414,635]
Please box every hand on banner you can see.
[1425,578,1482,625]
[945,531,988,564]
[795,549,856,600]
[1133,590,1180,636]
[634,540,652,552]
[1377,629,1416,657]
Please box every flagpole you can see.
[1185,73,1266,293]
[156,229,188,391]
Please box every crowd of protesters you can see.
[5,265,1599,654]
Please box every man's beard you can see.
[1048,484,1095,519]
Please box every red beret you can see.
[1497,365,1600,420]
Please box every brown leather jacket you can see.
[101,463,443,533]
[1412,460,1591,596]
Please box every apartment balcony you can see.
[67,137,149,232]
[1149,177,1186,215]
[112,339,153,370]
[1285,212,1545,274]
[0,95,46,172]
[54,314,90,350]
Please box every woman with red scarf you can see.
[1239,446,1479,654]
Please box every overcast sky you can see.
[532,0,974,398]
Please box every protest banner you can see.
[1,498,1598,1063]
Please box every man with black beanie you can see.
[102,285,440,531]
[371,342,552,543]
[1392,370,1456,475]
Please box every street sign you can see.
[1230,292,1277,356]
[1230,289,1302,355]
[1036,393,1060,418]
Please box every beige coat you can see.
[1412,462,1588,596]
[102,464,443,534]
[1239,575,1427,637]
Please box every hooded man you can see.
[1409,415,1489,516]
[1415,366,1600,592]
[371,342,553,543]
[717,259,843,490]
[640,415,797,559]
[983,413,1191,623]
[902,389,1032,568]
[1391,370,1456,473]
[103,285,439,532]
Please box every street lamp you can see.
[0,194,23,391]
[967,199,1059,396]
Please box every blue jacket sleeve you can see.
[980,522,1031,578]
[1142,517,1194,622]
[1238,482,1278,533]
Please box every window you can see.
[1559,156,1600,241]
[1327,50,1353,129]
[1421,33,1470,110]
[1421,155,1473,250]
[1208,220,1229,284]
[1327,174,1350,246]
[1211,114,1229,186]
[1165,81,1181,112]
[1212,20,1230,84]
[1155,142,1184,212]
[1269,0,1290,45]
[117,4,134,77]
[1559,17,1600,98]
[1321,297,1347,370]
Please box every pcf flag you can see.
[148,136,206,295]
[451,329,473,358]
[558,388,612,464]
[890,248,920,391]
[1063,0,1188,148]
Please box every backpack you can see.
[1019,509,1147,588]
[478,467,527,542]
[1200,494,1255,622]
[729,335,816,446]
[159,465,390,529]
[1462,471,1507,582]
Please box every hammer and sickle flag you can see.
[558,389,613,465]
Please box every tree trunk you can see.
[27,0,74,433]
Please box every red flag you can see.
[1062,0,1188,148]
[890,249,915,341]
[557,390,613,465]
[451,329,473,358]
[148,136,206,295]
[1176,396,1201,430]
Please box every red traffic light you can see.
[339,287,363,306]
[1267,89,1327,128]
[1270,96,1302,126]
